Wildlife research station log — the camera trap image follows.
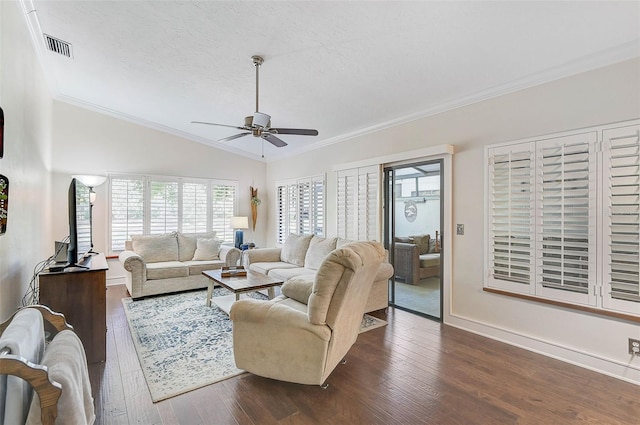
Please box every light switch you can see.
[456,224,464,235]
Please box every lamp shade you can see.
[230,216,249,229]
[73,174,107,188]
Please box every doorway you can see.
[384,160,443,320]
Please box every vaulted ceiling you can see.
[21,1,640,161]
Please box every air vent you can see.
[43,34,73,58]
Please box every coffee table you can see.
[202,269,284,314]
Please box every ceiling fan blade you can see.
[270,128,319,136]
[218,132,251,142]
[192,121,248,131]
[262,133,288,147]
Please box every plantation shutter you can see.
[110,176,144,251]
[603,124,640,314]
[211,182,236,242]
[487,143,535,292]
[337,169,357,240]
[149,180,179,234]
[287,183,298,237]
[276,184,287,244]
[298,180,311,234]
[337,166,379,241]
[535,133,597,305]
[312,176,325,237]
[358,166,379,241]
[181,181,209,233]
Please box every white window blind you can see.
[337,166,379,241]
[149,180,179,234]
[181,182,209,234]
[486,119,640,316]
[110,177,144,251]
[535,134,596,305]
[211,182,236,242]
[487,143,535,292]
[603,124,640,314]
[276,175,325,244]
[108,174,237,252]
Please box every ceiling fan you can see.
[192,55,318,148]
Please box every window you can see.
[486,120,640,316]
[109,174,237,253]
[276,175,325,244]
[337,165,379,241]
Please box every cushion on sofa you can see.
[281,277,314,305]
[192,238,221,260]
[419,253,441,268]
[411,234,431,255]
[177,231,217,261]
[146,261,189,280]
[184,260,226,275]
[132,233,179,263]
[281,234,313,266]
[304,236,337,270]
[336,237,355,248]
[268,268,315,282]
[249,261,300,276]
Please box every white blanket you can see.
[0,308,45,425]
[26,330,95,425]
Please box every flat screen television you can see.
[67,178,92,266]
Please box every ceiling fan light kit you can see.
[192,55,318,148]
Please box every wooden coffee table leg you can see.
[206,281,214,307]
[235,293,240,301]
[268,287,275,299]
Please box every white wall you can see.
[0,1,54,320]
[267,58,640,384]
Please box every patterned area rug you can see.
[122,288,386,402]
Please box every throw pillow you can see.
[192,238,221,261]
[281,278,314,305]
[280,234,313,267]
[411,234,430,255]
[177,231,217,261]
[131,233,179,263]
[304,236,337,270]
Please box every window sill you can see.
[483,287,640,324]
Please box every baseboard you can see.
[106,276,126,286]
[446,313,640,386]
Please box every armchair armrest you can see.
[219,245,241,267]
[393,242,420,284]
[242,248,282,267]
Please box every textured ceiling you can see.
[21,1,640,161]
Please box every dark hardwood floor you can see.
[89,285,640,424]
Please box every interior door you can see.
[384,160,443,320]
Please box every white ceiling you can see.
[21,1,640,162]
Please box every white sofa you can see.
[118,231,241,299]
[242,234,393,312]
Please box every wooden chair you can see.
[0,305,73,425]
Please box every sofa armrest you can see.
[243,248,282,267]
[118,250,146,298]
[393,242,420,284]
[219,245,241,267]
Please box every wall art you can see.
[0,174,8,235]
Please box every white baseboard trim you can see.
[446,313,640,386]
[106,276,126,286]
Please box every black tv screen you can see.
[68,178,92,264]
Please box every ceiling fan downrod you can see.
[252,55,263,114]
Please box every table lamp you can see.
[230,216,249,249]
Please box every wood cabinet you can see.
[38,253,108,363]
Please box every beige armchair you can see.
[229,241,385,386]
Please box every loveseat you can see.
[118,231,241,299]
[242,234,394,312]
[394,233,441,284]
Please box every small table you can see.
[202,269,284,314]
